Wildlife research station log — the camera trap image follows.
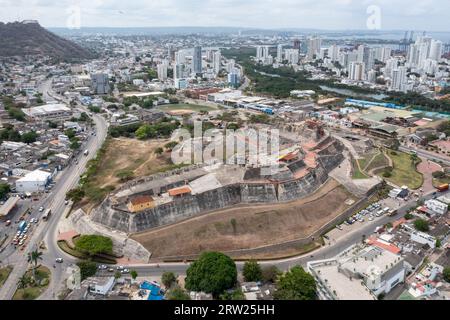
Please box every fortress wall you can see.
[91,139,346,234]
[240,183,278,203]
[127,184,242,233]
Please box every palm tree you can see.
[17,275,30,289]
[27,249,43,279]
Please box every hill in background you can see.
[0,20,95,61]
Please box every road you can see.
[96,190,445,279]
[0,83,109,300]
[400,145,450,166]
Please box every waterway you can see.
[319,85,389,101]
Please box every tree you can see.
[154,147,164,156]
[0,183,11,200]
[262,265,281,283]
[27,249,43,280]
[17,275,30,289]
[77,261,98,281]
[443,267,450,283]
[243,260,263,282]
[21,131,38,144]
[185,252,237,297]
[273,266,317,300]
[66,187,85,203]
[414,219,430,232]
[130,270,138,280]
[114,271,122,280]
[220,289,246,300]
[162,271,177,289]
[70,140,81,150]
[74,235,113,257]
[166,285,191,300]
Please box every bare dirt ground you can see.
[95,137,172,189]
[132,179,357,259]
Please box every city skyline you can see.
[0,0,449,31]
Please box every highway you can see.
[0,83,109,300]
[400,145,450,166]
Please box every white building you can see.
[307,244,405,300]
[22,104,73,122]
[157,62,168,81]
[88,277,115,295]
[284,49,299,65]
[348,62,366,81]
[276,44,283,63]
[16,169,52,193]
[424,199,448,215]
[213,51,222,76]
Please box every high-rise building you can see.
[173,63,185,80]
[293,39,301,50]
[367,69,377,83]
[429,40,443,61]
[307,36,321,60]
[226,59,235,73]
[157,62,168,81]
[284,49,299,65]
[391,66,407,92]
[256,45,269,61]
[192,46,202,74]
[328,45,340,62]
[228,70,241,88]
[348,62,366,81]
[357,45,374,71]
[277,44,284,63]
[90,73,110,95]
[213,50,221,76]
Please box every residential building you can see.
[127,195,155,213]
[192,46,202,74]
[15,169,52,193]
[90,73,110,95]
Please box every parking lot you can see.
[324,196,411,244]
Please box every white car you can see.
[55,258,64,263]
[39,207,44,212]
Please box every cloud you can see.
[0,0,448,31]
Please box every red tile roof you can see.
[168,186,192,196]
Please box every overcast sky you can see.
[0,0,448,31]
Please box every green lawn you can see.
[365,152,389,172]
[157,103,217,112]
[352,159,369,179]
[384,150,423,190]
[0,266,13,288]
[13,266,51,300]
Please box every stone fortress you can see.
[91,121,346,234]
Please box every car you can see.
[336,225,343,230]
[22,235,27,240]
[5,220,11,226]
[19,240,24,246]
[39,207,44,212]
[98,265,108,270]
[65,200,69,205]
[369,217,374,221]
[117,266,124,271]
[55,258,64,263]
[108,268,114,273]
[33,218,39,224]
[121,269,130,274]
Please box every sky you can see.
[0,0,449,31]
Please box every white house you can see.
[88,277,115,295]
[15,169,52,193]
[424,199,448,215]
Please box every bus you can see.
[388,209,398,217]
[42,209,52,221]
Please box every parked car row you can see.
[344,202,390,226]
